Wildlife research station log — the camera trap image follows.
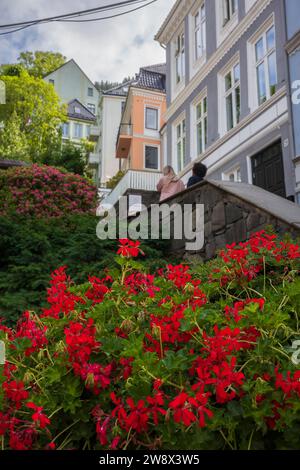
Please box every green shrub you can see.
[0,164,97,218]
[0,215,168,324]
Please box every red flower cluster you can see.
[169,391,213,428]
[85,275,112,304]
[216,230,300,286]
[13,312,48,356]
[42,266,84,319]
[125,272,160,298]
[166,264,192,288]
[117,239,143,258]
[145,307,197,358]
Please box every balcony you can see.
[89,125,101,141]
[116,123,133,159]
[97,169,162,214]
[88,152,100,165]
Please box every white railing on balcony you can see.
[97,169,162,213]
[90,125,101,137]
[88,153,100,165]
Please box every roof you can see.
[67,99,96,122]
[141,63,167,75]
[104,80,135,97]
[155,0,181,43]
[135,67,166,92]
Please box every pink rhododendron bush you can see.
[1,232,300,450]
[0,164,97,218]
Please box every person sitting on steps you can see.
[187,162,207,188]
[157,165,185,202]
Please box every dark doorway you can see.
[251,141,286,197]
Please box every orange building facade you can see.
[116,66,166,173]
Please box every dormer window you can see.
[175,33,185,84]
[74,106,81,114]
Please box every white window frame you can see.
[222,166,241,182]
[62,122,69,138]
[215,0,238,47]
[194,2,206,62]
[87,103,96,114]
[218,53,240,136]
[88,87,94,97]
[247,15,277,112]
[223,0,238,26]
[73,123,83,139]
[174,117,186,173]
[144,144,160,171]
[145,107,158,130]
[195,95,208,157]
[254,24,277,106]
[175,32,185,85]
[224,62,241,132]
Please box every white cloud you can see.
[0,0,174,82]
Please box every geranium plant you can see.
[1,232,300,450]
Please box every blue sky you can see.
[0,0,174,82]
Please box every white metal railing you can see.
[97,169,162,212]
[88,153,100,164]
[90,125,101,136]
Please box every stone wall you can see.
[133,179,300,261]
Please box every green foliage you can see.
[42,140,92,176]
[106,170,126,189]
[0,110,30,160]
[0,216,167,325]
[17,51,67,78]
[0,71,66,162]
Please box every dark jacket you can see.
[187,175,204,188]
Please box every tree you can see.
[43,139,94,176]
[0,71,67,162]
[0,111,29,161]
[17,51,67,77]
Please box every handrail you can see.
[98,169,162,211]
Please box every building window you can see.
[86,125,91,138]
[62,122,69,138]
[224,63,240,131]
[87,103,96,114]
[145,107,158,130]
[88,87,94,97]
[74,106,81,115]
[255,25,277,105]
[176,119,186,172]
[194,3,206,60]
[223,167,241,182]
[49,79,55,85]
[223,0,237,25]
[196,96,207,156]
[145,146,159,170]
[121,101,126,114]
[175,33,185,84]
[74,123,83,139]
